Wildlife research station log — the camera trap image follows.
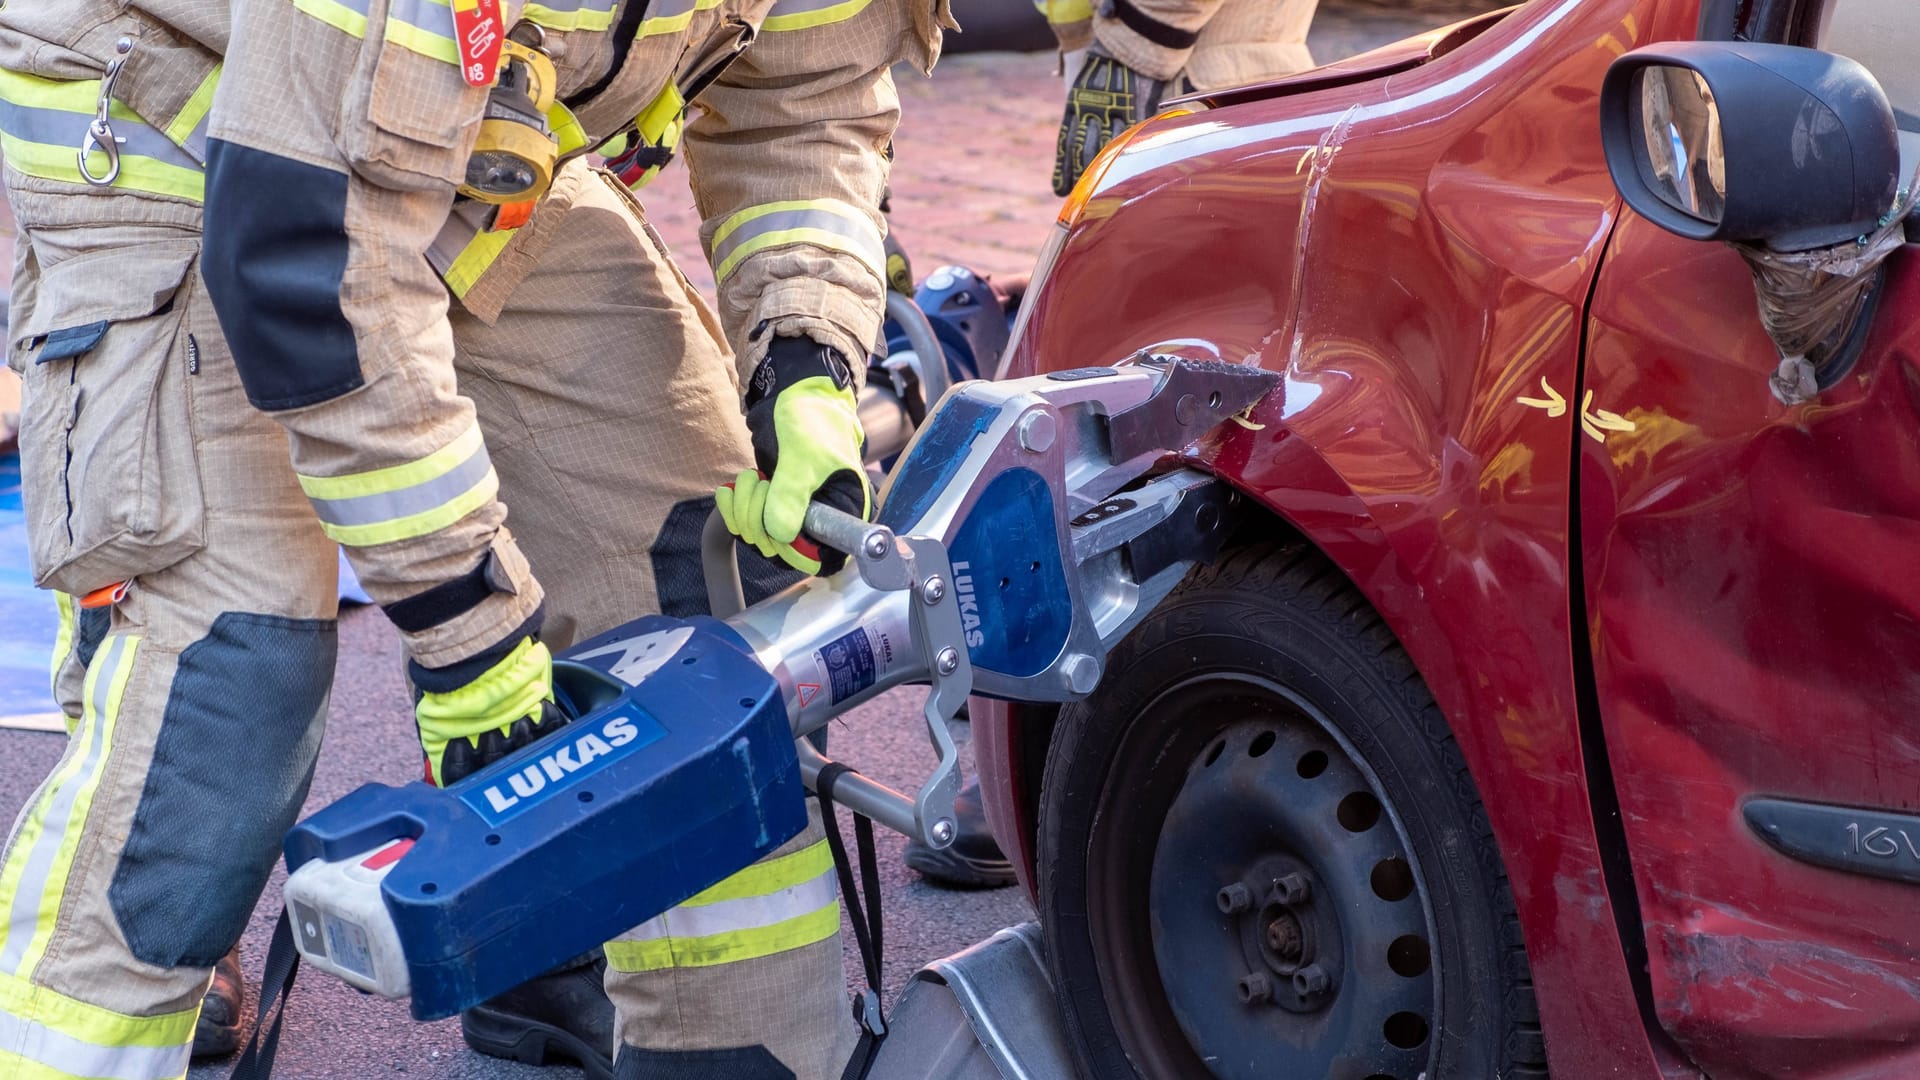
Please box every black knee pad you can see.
[75,605,110,670]
[651,495,805,618]
[110,612,336,969]
[203,140,363,411]
[614,1044,795,1080]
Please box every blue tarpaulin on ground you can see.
[0,451,61,728]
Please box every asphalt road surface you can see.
[0,3,1502,1076]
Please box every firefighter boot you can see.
[904,778,1017,889]
[461,950,616,1079]
[191,945,245,1058]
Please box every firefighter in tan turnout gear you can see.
[1043,0,1320,194]
[0,0,951,1077]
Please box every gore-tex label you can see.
[460,706,665,826]
[817,628,877,706]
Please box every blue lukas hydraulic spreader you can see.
[279,356,1278,1022]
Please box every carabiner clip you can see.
[77,119,122,186]
[77,37,133,187]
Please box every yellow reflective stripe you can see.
[762,0,876,31]
[709,199,884,282]
[0,968,200,1049]
[548,102,589,156]
[294,0,373,37]
[0,69,206,200]
[46,594,74,703]
[388,0,460,64]
[635,83,685,146]
[605,904,841,973]
[638,0,727,38]
[523,1,619,32]
[0,69,145,121]
[163,63,222,166]
[317,470,498,547]
[298,422,498,547]
[683,840,831,907]
[1035,0,1092,23]
[0,131,205,201]
[297,421,484,502]
[0,637,139,982]
[443,227,515,297]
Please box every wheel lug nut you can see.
[1216,883,1253,914]
[1236,972,1272,1005]
[1270,871,1310,906]
[1265,916,1302,959]
[1293,962,1331,997]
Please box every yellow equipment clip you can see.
[459,38,561,205]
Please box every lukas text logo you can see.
[952,560,985,649]
[463,710,663,824]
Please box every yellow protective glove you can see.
[414,635,563,786]
[716,337,872,575]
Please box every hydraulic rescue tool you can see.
[279,355,1278,1021]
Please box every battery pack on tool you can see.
[281,615,805,1020]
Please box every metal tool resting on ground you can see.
[279,355,1278,1020]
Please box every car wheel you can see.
[1037,541,1548,1079]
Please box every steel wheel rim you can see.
[1085,672,1440,1080]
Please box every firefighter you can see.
[0,1,950,1078]
[1044,0,1321,194]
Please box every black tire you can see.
[1037,541,1547,1080]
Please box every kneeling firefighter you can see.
[0,1,954,1078]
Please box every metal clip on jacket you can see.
[77,38,134,187]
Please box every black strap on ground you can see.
[815,763,886,1080]
[1109,0,1200,50]
[228,906,301,1080]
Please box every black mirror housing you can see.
[1601,42,1900,252]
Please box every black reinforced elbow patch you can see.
[203,139,364,411]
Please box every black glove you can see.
[1053,49,1165,197]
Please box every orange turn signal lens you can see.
[1057,107,1196,228]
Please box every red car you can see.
[973,0,1920,1076]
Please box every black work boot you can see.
[904,778,1016,889]
[461,951,616,1080]
[192,944,245,1058]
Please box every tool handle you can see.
[702,499,880,620]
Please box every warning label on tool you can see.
[816,628,876,706]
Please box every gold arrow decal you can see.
[1580,389,1637,443]
[1516,377,1567,418]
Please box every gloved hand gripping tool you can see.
[280,355,1278,1019]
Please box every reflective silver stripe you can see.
[527,0,617,12]
[180,110,210,166]
[709,205,883,275]
[622,868,838,942]
[388,0,456,36]
[0,636,127,976]
[306,440,495,528]
[0,99,202,174]
[642,0,700,23]
[0,1008,191,1080]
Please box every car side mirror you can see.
[1600,42,1900,253]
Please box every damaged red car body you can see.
[973,0,1920,1076]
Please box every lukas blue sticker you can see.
[818,628,877,706]
[458,706,665,826]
